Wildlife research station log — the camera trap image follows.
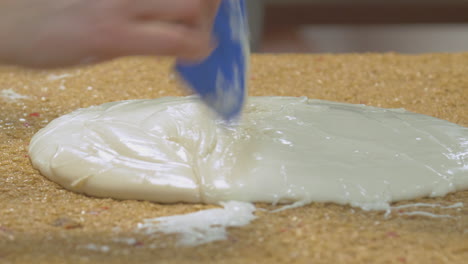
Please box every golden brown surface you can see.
[1,54,467,264]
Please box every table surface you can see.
[0,54,467,264]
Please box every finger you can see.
[99,22,215,61]
[129,0,203,23]
[198,0,221,28]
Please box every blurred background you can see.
[246,0,468,53]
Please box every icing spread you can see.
[29,96,468,210]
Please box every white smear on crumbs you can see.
[1,89,30,101]
[391,202,464,210]
[80,243,110,253]
[399,211,453,218]
[384,202,463,218]
[47,73,73,81]
[137,201,256,247]
[112,237,137,245]
[271,200,311,213]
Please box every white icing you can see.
[1,89,30,101]
[398,211,453,218]
[29,96,468,210]
[391,202,463,210]
[47,73,73,81]
[384,202,463,218]
[80,243,110,253]
[137,201,256,246]
[112,237,137,245]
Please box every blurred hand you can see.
[0,0,220,68]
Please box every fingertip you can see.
[96,23,217,61]
[177,35,218,62]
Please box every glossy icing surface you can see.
[29,96,468,210]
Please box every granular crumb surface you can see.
[0,54,467,264]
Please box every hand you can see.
[0,0,220,68]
